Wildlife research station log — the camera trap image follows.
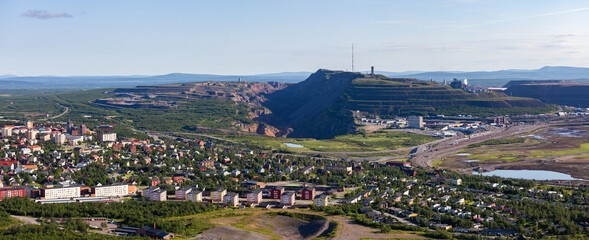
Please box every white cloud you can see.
[21,10,73,20]
[462,7,589,28]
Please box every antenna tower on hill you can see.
[351,44,354,72]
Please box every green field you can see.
[223,131,438,152]
[449,136,589,164]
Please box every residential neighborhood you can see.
[1,119,588,239]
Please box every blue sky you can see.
[1,0,588,76]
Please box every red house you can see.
[0,187,26,200]
[301,188,315,200]
[150,177,160,186]
[271,187,284,199]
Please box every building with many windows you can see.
[223,192,239,207]
[313,194,329,207]
[280,192,295,206]
[175,186,193,200]
[187,190,202,202]
[150,189,167,201]
[247,189,263,204]
[271,187,283,199]
[211,188,227,203]
[93,184,129,197]
[408,116,424,129]
[42,185,81,199]
[98,132,117,142]
[0,187,26,200]
[301,188,316,200]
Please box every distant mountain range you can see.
[385,66,589,87]
[0,72,311,90]
[2,66,589,90]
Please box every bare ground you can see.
[331,216,427,240]
[198,225,273,240]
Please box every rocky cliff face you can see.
[262,70,362,139]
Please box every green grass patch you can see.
[315,220,339,239]
[268,211,326,221]
[223,131,437,153]
[0,216,23,229]
[231,214,281,240]
[466,137,525,148]
[532,143,589,157]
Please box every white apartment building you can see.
[150,189,167,201]
[99,132,117,142]
[93,184,129,197]
[66,135,84,146]
[187,191,202,202]
[313,195,329,207]
[1,127,12,137]
[54,133,66,145]
[43,186,81,199]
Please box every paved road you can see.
[291,137,448,156]
[411,124,547,168]
[47,103,69,119]
[145,131,237,143]
[382,212,417,227]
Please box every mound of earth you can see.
[198,225,272,240]
[504,81,589,107]
[255,214,328,240]
[262,69,549,139]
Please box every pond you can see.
[463,159,480,163]
[284,143,305,148]
[455,153,471,156]
[473,170,583,181]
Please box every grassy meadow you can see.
[223,131,438,153]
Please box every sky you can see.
[1,0,589,76]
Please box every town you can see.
[1,117,588,239]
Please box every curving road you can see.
[47,103,69,119]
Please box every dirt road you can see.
[11,215,40,225]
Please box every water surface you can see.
[474,170,582,181]
[284,143,305,148]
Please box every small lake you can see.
[463,159,480,163]
[455,153,471,156]
[284,143,305,148]
[474,170,583,181]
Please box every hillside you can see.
[504,81,589,108]
[263,69,552,139]
[1,70,553,139]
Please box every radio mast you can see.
[351,44,354,72]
